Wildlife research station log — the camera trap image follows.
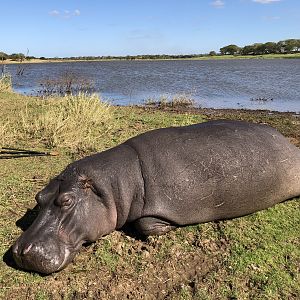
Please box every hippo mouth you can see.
[12,240,81,274]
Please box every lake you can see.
[5,59,300,112]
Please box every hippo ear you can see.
[35,179,59,205]
[79,175,92,189]
[78,174,97,193]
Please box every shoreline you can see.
[1,90,299,149]
[2,53,300,64]
[139,102,300,115]
[138,104,300,147]
[9,87,300,115]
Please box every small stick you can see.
[0,147,59,159]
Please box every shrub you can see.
[37,71,95,97]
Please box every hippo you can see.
[12,120,300,274]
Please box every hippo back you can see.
[125,120,300,225]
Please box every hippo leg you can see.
[134,217,176,236]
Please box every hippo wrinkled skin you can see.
[12,120,300,273]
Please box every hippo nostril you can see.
[21,243,33,256]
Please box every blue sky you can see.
[1,0,299,57]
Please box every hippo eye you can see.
[55,194,75,208]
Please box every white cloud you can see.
[49,10,60,16]
[253,0,281,4]
[263,16,281,21]
[49,9,81,19]
[211,0,225,8]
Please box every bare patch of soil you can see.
[4,225,231,299]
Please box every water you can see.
[6,59,300,112]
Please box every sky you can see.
[1,0,299,57]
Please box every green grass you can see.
[197,53,300,60]
[222,202,300,299]
[0,91,299,299]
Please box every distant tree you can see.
[240,45,256,55]
[277,39,299,53]
[9,53,18,60]
[9,53,25,61]
[18,53,25,61]
[220,45,240,55]
[0,51,8,60]
[294,39,300,52]
[209,51,217,56]
[264,42,279,54]
[277,40,286,53]
[254,43,267,55]
[241,42,281,55]
[282,39,300,53]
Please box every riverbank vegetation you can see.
[144,94,195,109]
[37,72,95,97]
[1,39,300,63]
[0,63,12,92]
[0,91,299,299]
[0,74,12,92]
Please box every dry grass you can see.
[0,121,17,148]
[0,74,12,92]
[20,93,114,152]
[1,93,115,153]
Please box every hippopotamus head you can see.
[12,166,117,274]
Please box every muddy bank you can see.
[140,105,300,146]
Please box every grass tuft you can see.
[0,74,12,92]
[9,93,114,153]
[145,93,196,109]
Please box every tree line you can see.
[0,52,36,61]
[219,39,300,56]
[1,39,299,61]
